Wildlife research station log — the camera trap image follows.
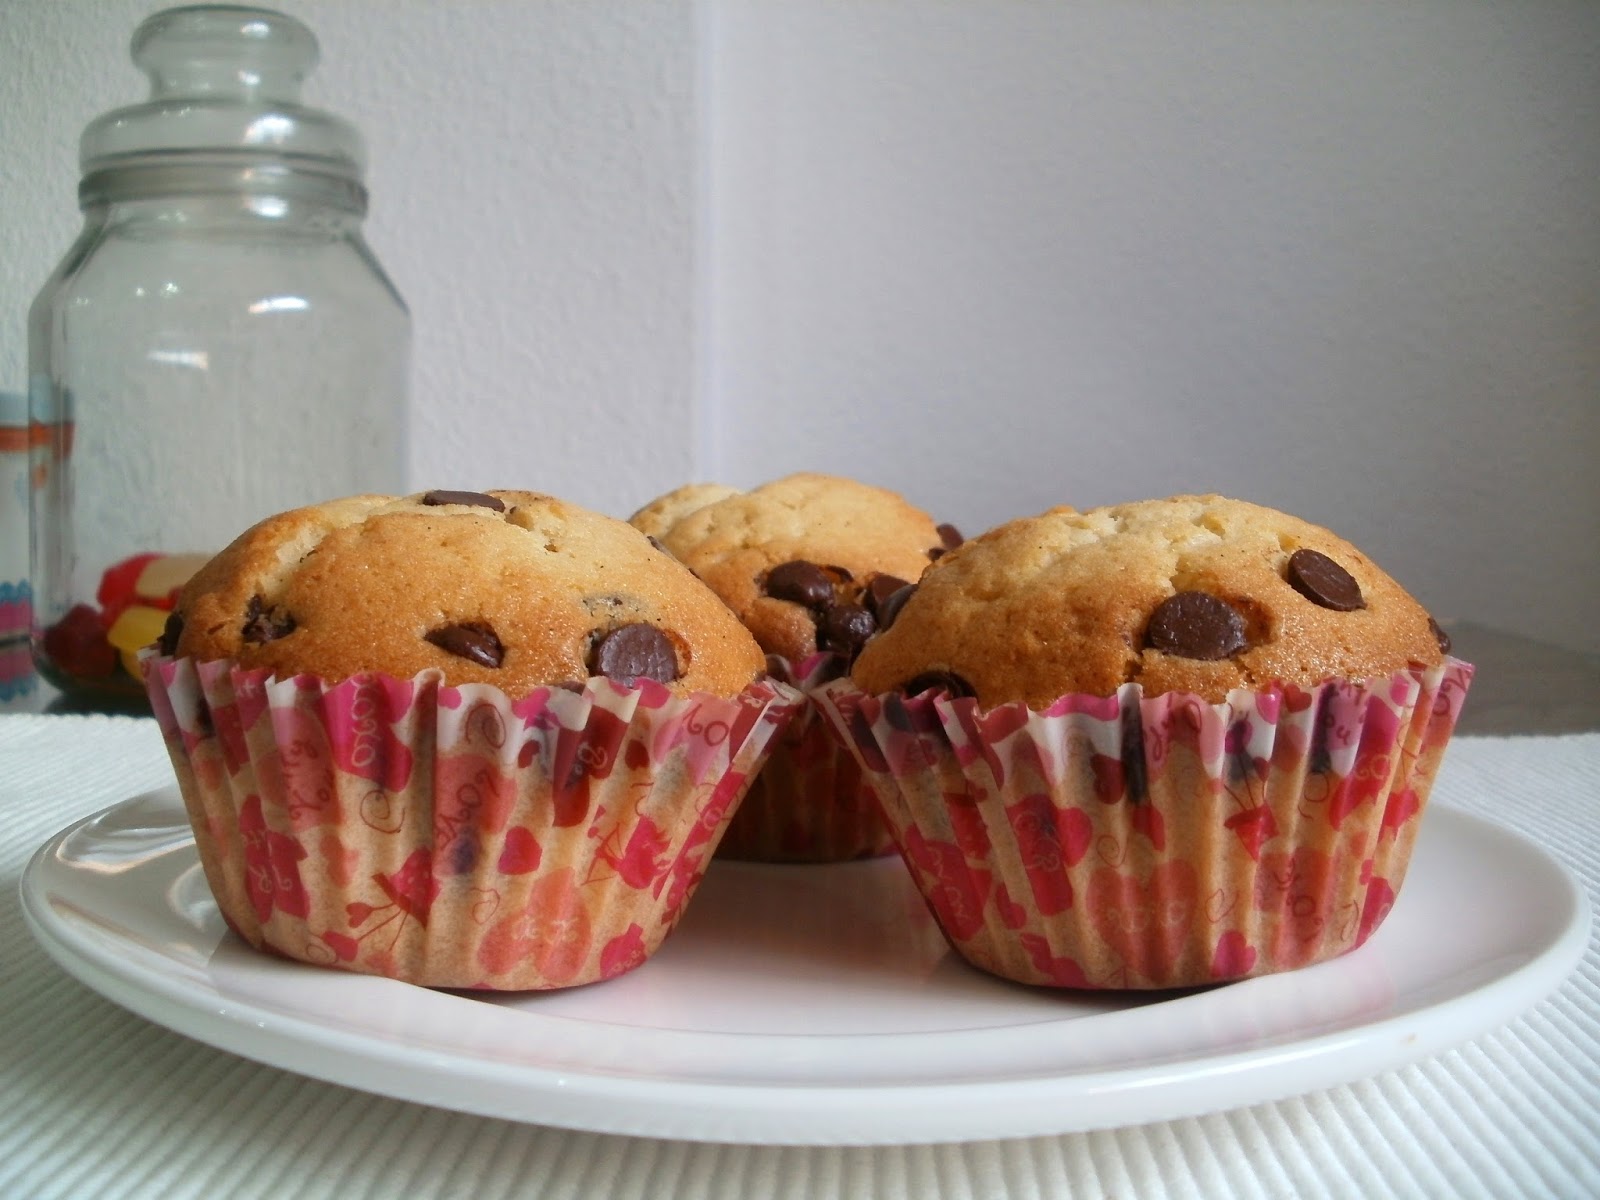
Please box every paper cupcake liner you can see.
[816,659,1473,990]
[144,654,801,990]
[714,653,897,863]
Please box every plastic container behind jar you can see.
[28,5,409,709]
[1,392,38,706]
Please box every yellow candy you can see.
[107,604,170,677]
[134,552,209,601]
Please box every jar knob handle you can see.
[131,5,319,102]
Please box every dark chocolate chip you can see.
[864,574,911,617]
[764,560,835,611]
[900,670,976,700]
[1286,548,1365,612]
[1145,592,1248,660]
[421,489,506,512]
[937,523,964,550]
[1429,616,1452,654]
[158,611,184,657]
[242,595,296,644]
[823,564,855,584]
[591,623,680,685]
[877,583,917,632]
[425,621,505,668]
[819,603,876,654]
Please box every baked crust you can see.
[170,490,766,697]
[631,472,947,662]
[851,494,1446,707]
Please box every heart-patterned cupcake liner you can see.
[816,659,1473,989]
[144,653,801,990]
[714,653,898,863]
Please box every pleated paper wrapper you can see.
[715,652,897,863]
[816,659,1473,990]
[144,654,801,990]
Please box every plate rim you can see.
[19,790,1590,1145]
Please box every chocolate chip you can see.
[865,574,911,618]
[591,623,680,685]
[158,611,184,657]
[1286,548,1365,612]
[421,489,506,512]
[242,595,296,644]
[928,524,964,560]
[1145,592,1248,660]
[900,670,976,700]
[764,560,835,611]
[877,583,916,631]
[1429,616,1452,654]
[425,621,505,668]
[819,603,876,654]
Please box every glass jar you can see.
[28,5,409,709]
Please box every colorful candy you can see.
[43,551,207,685]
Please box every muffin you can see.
[819,494,1473,989]
[629,483,742,541]
[143,489,799,990]
[631,472,956,861]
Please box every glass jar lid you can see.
[79,5,365,183]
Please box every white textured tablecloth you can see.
[1,714,1596,1199]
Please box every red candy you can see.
[42,603,117,679]
[97,552,163,623]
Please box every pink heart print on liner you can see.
[145,654,800,990]
[817,659,1473,990]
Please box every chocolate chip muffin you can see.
[630,472,956,665]
[165,489,765,697]
[821,495,1472,989]
[852,494,1449,707]
[628,483,742,541]
[143,490,798,992]
[628,472,957,862]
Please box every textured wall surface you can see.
[3,1,1597,651]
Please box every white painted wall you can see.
[3,2,1597,652]
[706,1,1600,654]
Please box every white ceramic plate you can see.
[20,787,1588,1145]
